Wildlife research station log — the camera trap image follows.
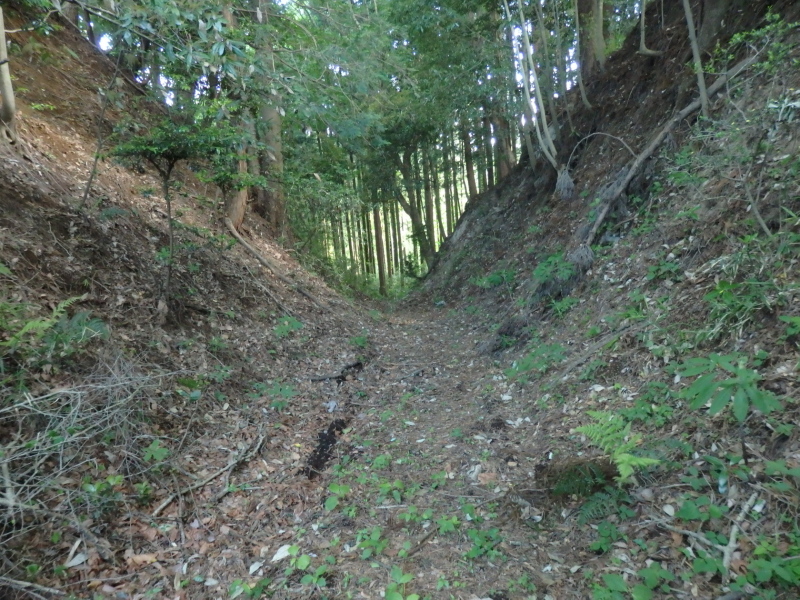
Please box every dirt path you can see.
[256,305,587,600]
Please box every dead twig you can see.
[0,576,66,599]
[152,432,266,516]
[225,218,325,310]
[722,492,759,581]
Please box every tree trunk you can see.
[0,8,17,144]
[443,134,454,233]
[682,0,710,117]
[423,147,436,250]
[482,116,494,187]
[392,200,402,274]
[698,0,733,52]
[373,206,387,296]
[460,124,478,200]
[397,151,434,267]
[382,202,393,277]
[577,0,605,81]
[260,103,286,238]
[226,155,249,230]
[345,211,356,270]
[431,150,446,243]
[492,113,513,179]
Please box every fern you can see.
[578,488,630,524]
[552,462,610,497]
[575,411,660,484]
[2,296,86,349]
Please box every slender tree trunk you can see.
[450,130,461,220]
[226,156,249,230]
[373,205,387,296]
[346,211,356,271]
[382,202,393,277]
[483,115,494,187]
[443,134,454,233]
[682,0,709,118]
[429,148,445,241]
[0,8,17,144]
[460,124,478,200]
[392,200,402,274]
[423,147,436,250]
[396,150,434,267]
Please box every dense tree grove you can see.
[11,0,663,293]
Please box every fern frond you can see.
[50,295,86,320]
[576,411,660,485]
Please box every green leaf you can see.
[601,573,627,592]
[686,374,718,408]
[732,387,749,422]
[708,388,731,415]
[324,496,339,511]
[676,499,703,521]
[678,357,713,377]
[384,592,403,600]
[631,585,654,600]
[296,555,311,570]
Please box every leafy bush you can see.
[675,353,782,422]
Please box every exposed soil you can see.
[1,3,800,600]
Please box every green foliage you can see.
[675,353,782,422]
[575,412,660,484]
[716,11,798,75]
[324,483,350,511]
[578,487,633,524]
[273,316,303,339]
[505,343,566,383]
[465,527,503,560]
[357,526,388,558]
[385,566,419,600]
[646,260,682,282]
[533,252,575,285]
[550,296,580,318]
[552,462,612,498]
[590,520,623,553]
[620,382,675,427]
[143,440,169,463]
[349,334,369,349]
[471,269,515,290]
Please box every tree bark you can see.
[397,151,434,267]
[0,8,17,144]
[373,206,387,296]
[483,116,494,187]
[423,147,436,250]
[682,0,710,118]
[698,0,733,52]
[460,124,478,200]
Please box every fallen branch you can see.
[582,52,762,247]
[152,432,266,517]
[0,576,66,599]
[310,361,363,382]
[224,217,324,310]
[242,262,293,316]
[722,492,759,581]
[0,498,114,562]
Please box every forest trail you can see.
[231,302,611,600]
